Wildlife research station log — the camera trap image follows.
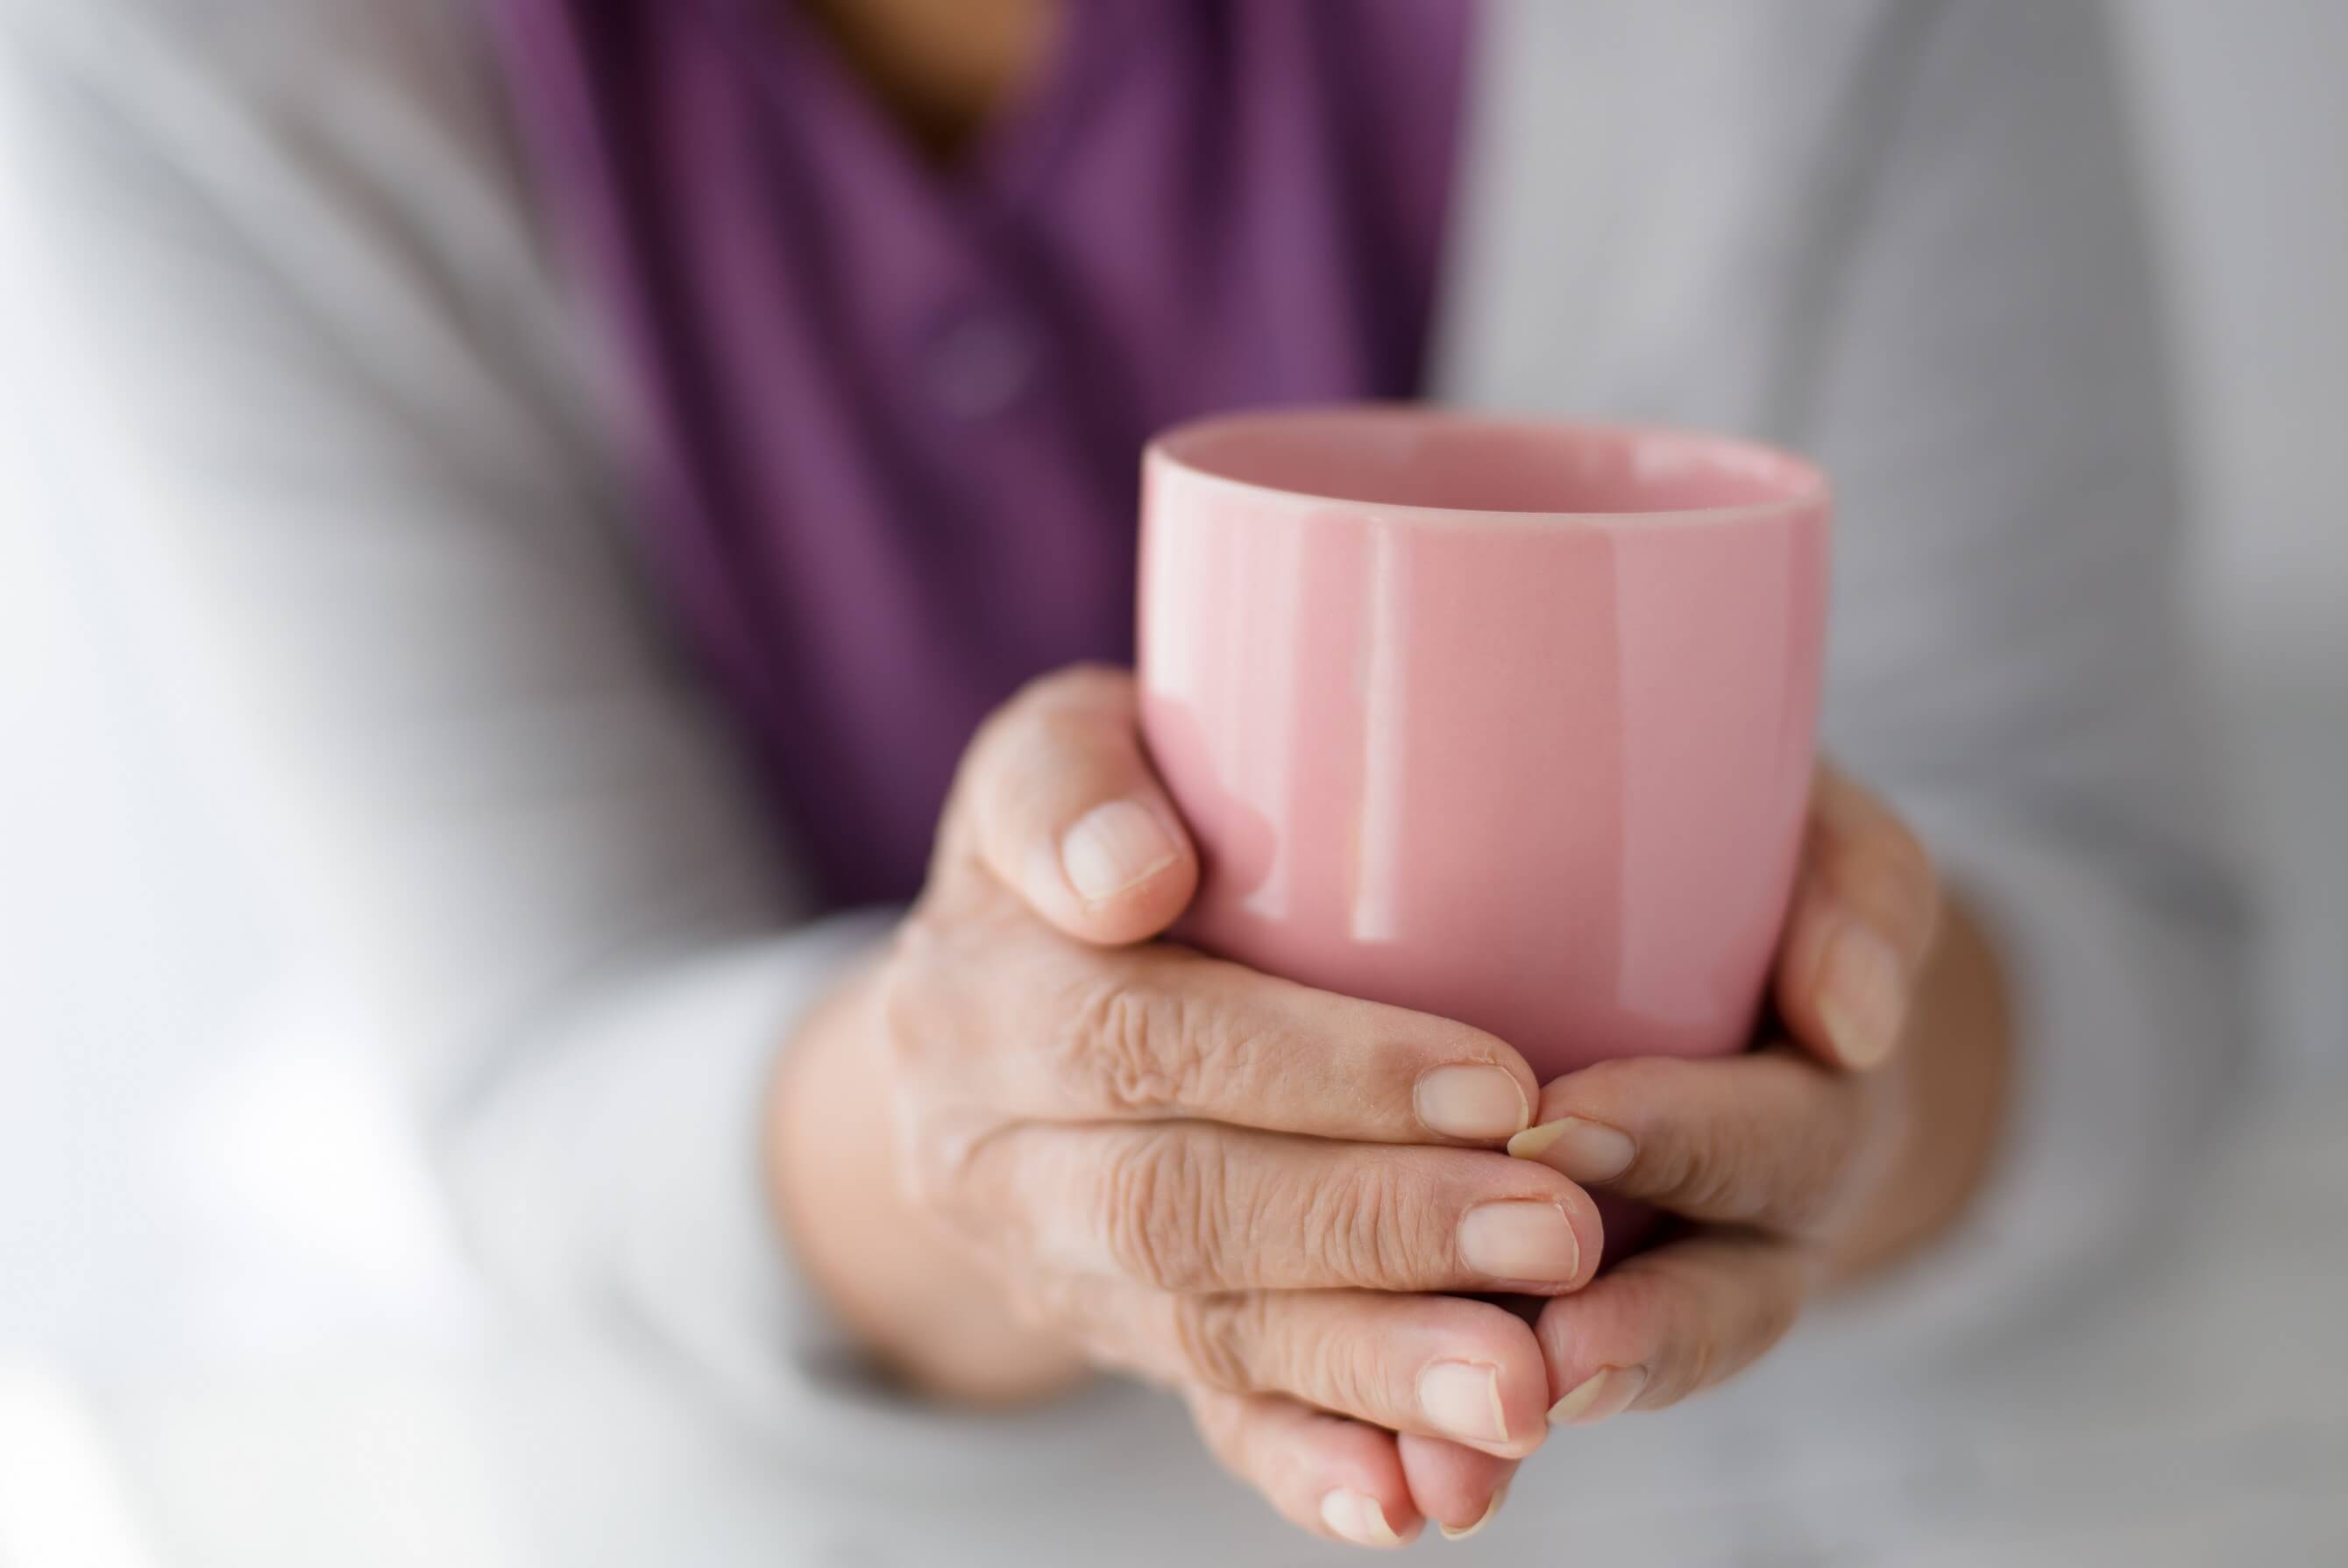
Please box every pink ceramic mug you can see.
[1137,405,1830,1087]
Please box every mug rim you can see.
[1145,402,1831,529]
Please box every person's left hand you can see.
[1395,763,2008,1538]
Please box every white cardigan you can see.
[0,0,2245,1555]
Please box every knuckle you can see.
[1770,1159,1843,1238]
[899,1110,1011,1230]
[953,700,1027,812]
[1674,1147,1755,1223]
[897,1118,981,1220]
[1780,1094,1873,1233]
[870,947,954,1201]
[1567,1060,1815,1226]
[1010,1271,1090,1337]
[1099,1128,1230,1290]
[1302,1160,1425,1287]
[1059,970,1201,1115]
[1031,703,1108,769]
[1169,1293,1266,1392]
[898,1152,954,1218]
[1798,1074,1910,1235]
[872,928,939,1074]
[959,676,1116,821]
[1000,667,1132,764]
[1320,1330,1394,1423]
[1634,1118,1754,1222]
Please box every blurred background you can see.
[3,4,2344,1564]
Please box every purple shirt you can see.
[487,0,1472,906]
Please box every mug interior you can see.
[1151,406,1824,519]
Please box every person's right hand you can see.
[772,666,1603,1548]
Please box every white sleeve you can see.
[0,0,888,1416]
[1796,0,2249,1358]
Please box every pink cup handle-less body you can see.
[1138,406,1829,1103]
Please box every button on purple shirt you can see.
[487,0,1472,906]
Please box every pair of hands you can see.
[776,667,1984,1550]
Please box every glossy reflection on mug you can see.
[1138,406,1830,1083]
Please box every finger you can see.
[1508,1050,1892,1236]
[892,925,1538,1144]
[966,1121,1601,1295]
[1534,1230,1815,1425]
[1186,1387,1422,1550]
[1397,1436,1517,1541]
[1774,763,1944,1070]
[1109,1289,1549,1457]
[944,664,1198,946]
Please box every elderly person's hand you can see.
[772,667,1604,1548]
[1405,764,2013,1531]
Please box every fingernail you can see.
[1547,1364,1648,1427]
[1319,1489,1406,1548]
[1819,919,1907,1068]
[1060,799,1179,904]
[1415,1065,1529,1140]
[1437,1483,1508,1542]
[1507,1117,1635,1181]
[1458,1201,1578,1284]
[1417,1359,1507,1444]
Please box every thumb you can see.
[946,664,1199,946]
